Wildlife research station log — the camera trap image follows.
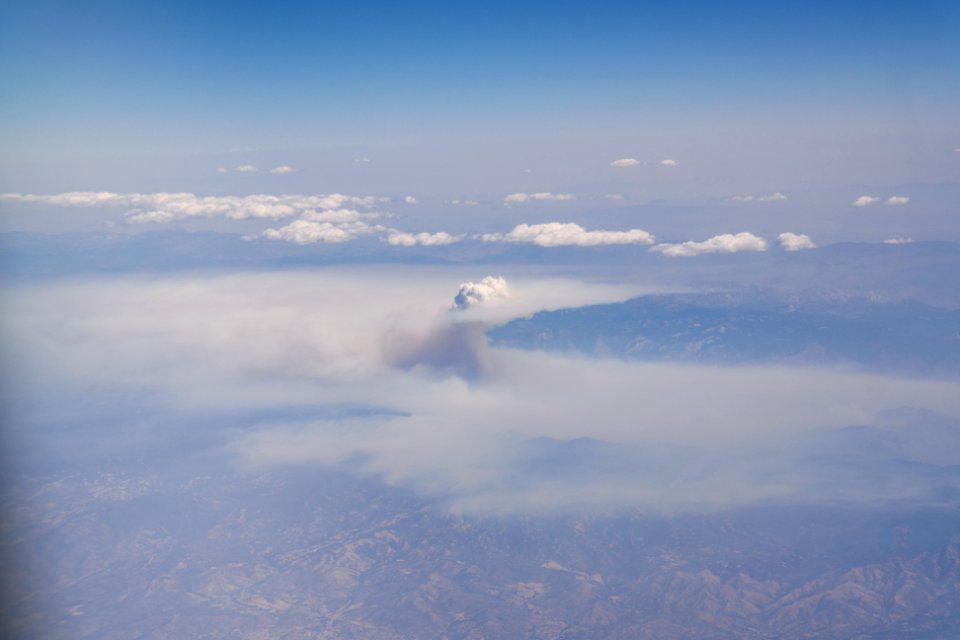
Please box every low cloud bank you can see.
[6,269,958,514]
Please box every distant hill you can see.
[488,292,960,376]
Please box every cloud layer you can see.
[1,191,469,247]
[0,191,388,223]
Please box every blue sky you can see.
[3,0,957,150]
[1,0,958,239]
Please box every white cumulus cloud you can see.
[778,232,816,251]
[659,159,678,167]
[504,192,576,204]
[235,165,258,173]
[610,158,640,168]
[251,208,458,248]
[651,232,769,257]
[481,222,655,247]
[452,276,509,310]
[883,237,914,245]
[403,196,419,204]
[300,208,373,223]
[260,219,385,245]
[449,199,480,206]
[386,231,462,247]
[852,195,881,207]
[270,166,296,174]
[886,196,910,206]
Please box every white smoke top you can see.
[452,276,510,310]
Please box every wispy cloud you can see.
[778,232,816,251]
[610,158,640,168]
[504,192,576,204]
[386,231,462,247]
[235,164,259,173]
[605,194,626,200]
[886,196,910,206]
[731,192,787,203]
[449,199,480,206]
[270,165,296,174]
[651,232,768,257]
[758,192,787,202]
[354,157,370,163]
[0,191,389,223]
[852,195,880,207]
[884,237,914,245]
[659,159,679,167]
[481,222,655,247]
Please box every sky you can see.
[1,0,960,517]
[0,0,958,232]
